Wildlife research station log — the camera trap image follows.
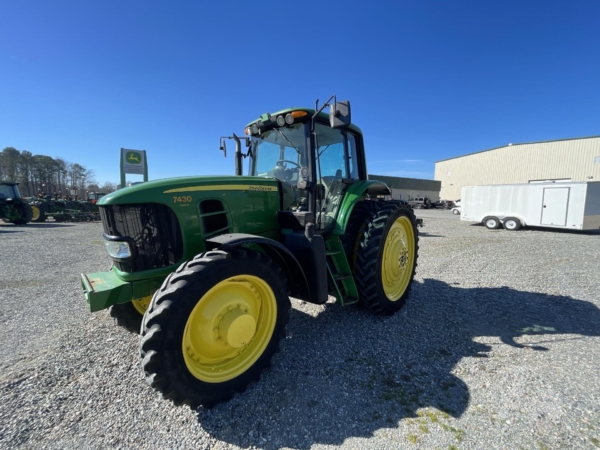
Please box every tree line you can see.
[0,147,116,198]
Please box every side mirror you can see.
[219,138,227,157]
[329,100,351,128]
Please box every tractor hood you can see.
[98,176,280,206]
[96,175,282,270]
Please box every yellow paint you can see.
[381,216,415,300]
[182,275,277,383]
[30,205,41,221]
[126,152,141,164]
[172,195,193,203]
[164,185,278,194]
[131,295,152,315]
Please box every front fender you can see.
[206,233,315,303]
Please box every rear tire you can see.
[11,203,32,224]
[344,200,419,315]
[483,216,501,230]
[503,217,521,231]
[140,248,290,409]
[341,200,378,271]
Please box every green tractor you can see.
[0,181,33,225]
[81,97,419,408]
[28,195,71,222]
[29,192,102,223]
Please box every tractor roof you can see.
[246,107,363,135]
[0,181,19,186]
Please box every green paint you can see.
[82,267,171,312]
[85,176,281,310]
[324,235,358,304]
[332,180,390,235]
[101,175,280,274]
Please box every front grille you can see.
[100,203,183,273]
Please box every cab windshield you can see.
[250,122,308,185]
[0,184,19,199]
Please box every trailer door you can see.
[541,187,570,226]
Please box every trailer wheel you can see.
[140,248,290,409]
[109,296,151,333]
[483,216,501,230]
[503,217,521,231]
[350,201,419,315]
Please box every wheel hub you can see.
[398,248,409,269]
[182,275,278,383]
[218,309,256,348]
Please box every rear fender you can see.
[206,233,315,303]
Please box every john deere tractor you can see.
[0,181,33,225]
[81,96,419,408]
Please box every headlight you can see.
[104,239,133,259]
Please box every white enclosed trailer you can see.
[460,181,600,231]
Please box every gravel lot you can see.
[1,211,599,449]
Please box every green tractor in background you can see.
[28,191,103,223]
[81,96,419,408]
[0,181,33,224]
[28,195,72,223]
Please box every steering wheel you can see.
[276,160,300,169]
[273,160,301,183]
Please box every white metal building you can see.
[434,135,600,200]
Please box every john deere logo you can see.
[126,151,142,164]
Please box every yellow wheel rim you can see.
[132,295,152,315]
[182,275,277,383]
[381,216,415,300]
[31,205,40,221]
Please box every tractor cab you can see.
[87,192,107,204]
[221,97,372,232]
[0,181,32,224]
[0,182,21,201]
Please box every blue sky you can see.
[1,1,599,185]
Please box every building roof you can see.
[435,134,600,164]
[368,174,441,191]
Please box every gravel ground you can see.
[1,212,599,450]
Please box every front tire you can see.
[140,248,290,409]
[108,296,151,333]
[345,200,419,315]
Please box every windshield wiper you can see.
[272,128,302,156]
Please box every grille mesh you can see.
[99,203,183,272]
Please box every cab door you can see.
[314,124,358,230]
